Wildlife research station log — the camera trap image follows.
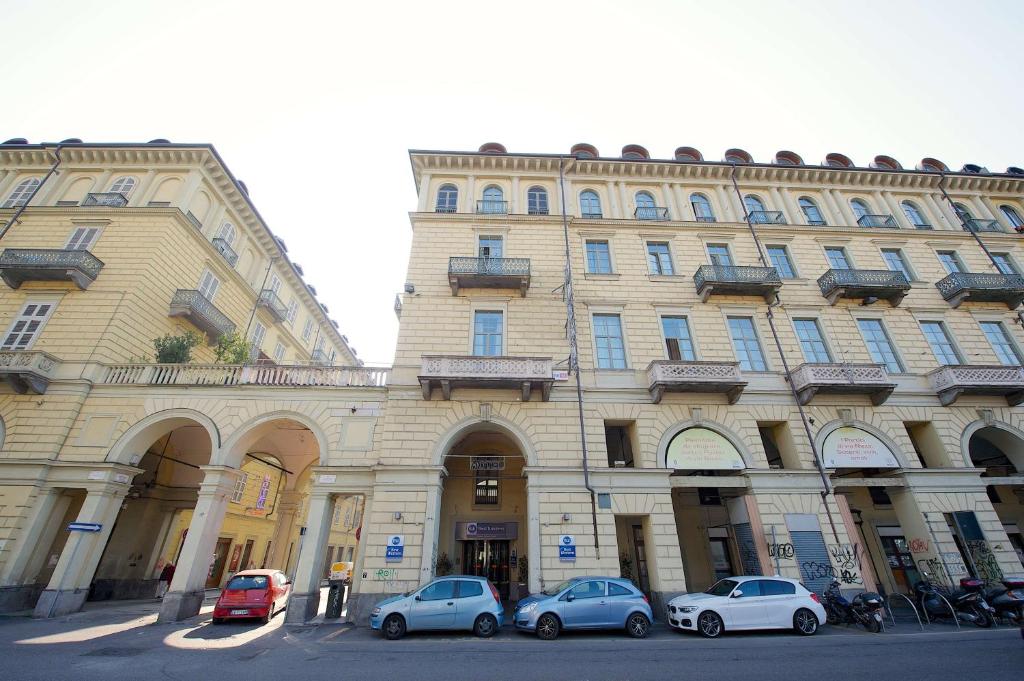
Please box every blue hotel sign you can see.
[558,535,576,562]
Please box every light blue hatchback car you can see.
[514,576,653,640]
[370,575,504,639]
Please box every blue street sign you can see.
[67,522,102,533]
[385,535,404,562]
[558,534,576,562]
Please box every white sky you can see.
[4,0,1022,365]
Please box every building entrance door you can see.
[708,537,735,582]
[631,525,651,597]
[878,536,921,594]
[461,540,510,600]
[207,538,232,588]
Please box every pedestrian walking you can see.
[157,562,175,599]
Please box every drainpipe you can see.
[558,156,600,559]
[0,144,64,241]
[728,164,840,543]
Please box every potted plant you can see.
[619,552,634,584]
[153,331,201,364]
[435,552,453,577]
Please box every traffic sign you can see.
[67,522,102,533]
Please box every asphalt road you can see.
[1,603,1022,681]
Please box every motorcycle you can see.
[959,577,1024,624]
[822,581,885,633]
[913,579,995,627]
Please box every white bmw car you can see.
[667,576,827,638]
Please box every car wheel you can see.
[626,612,650,639]
[794,608,818,636]
[474,613,499,638]
[697,611,723,638]
[536,613,560,641]
[383,614,406,640]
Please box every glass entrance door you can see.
[461,540,511,601]
[708,538,735,582]
[879,536,921,593]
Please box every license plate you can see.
[230,609,249,615]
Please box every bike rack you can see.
[935,592,961,630]
[885,594,923,631]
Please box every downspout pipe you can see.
[0,144,64,241]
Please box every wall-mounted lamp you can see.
[562,513,571,522]
[394,511,403,521]
[860,296,879,306]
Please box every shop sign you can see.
[552,370,569,381]
[385,535,404,562]
[470,456,505,472]
[67,522,102,533]
[455,521,518,540]
[822,427,899,468]
[558,535,576,562]
[665,428,745,470]
[255,475,272,510]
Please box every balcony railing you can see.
[647,360,746,404]
[928,364,1024,406]
[419,355,553,401]
[258,289,288,323]
[311,349,330,364]
[748,210,787,225]
[964,219,1003,233]
[789,363,896,406]
[693,264,782,303]
[101,363,389,388]
[185,211,202,230]
[818,268,910,306]
[82,192,128,207]
[581,211,603,219]
[448,256,531,296]
[0,248,104,289]
[857,214,899,228]
[694,215,717,223]
[168,289,235,341]
[476,200,508,215]
[0,350,61,394]
[212,237,238,266]
[935,271,1024,309]
[634,206,669,221]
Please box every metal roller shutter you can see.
[790,530,832,595]
[733,523,762,576]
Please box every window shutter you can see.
[2,302,56,350]
[666,338,681,361]
[66,227,99,250]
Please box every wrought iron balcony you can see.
[818,268,910,306]
[0,350,61,394]
[748,210,787,225]
[168,289,235,341]
[856,214,898,228]
[647,360,746,404]
[695,215,717,223]
[634,206,669,221]
[935,271,1024,309]
[0,248,104,289]
[964,219,1003,233]
[212,237,238,266]
[693,265,782,303]
[101,363,389,388]
[185,211,202,230]
[476,200,508,215]
[928,364,1024,406]
[258,289,288,323]
[311,349,329,364]
[789,363,896,406]
[82,192,128,207]
[448,256,531,296]
[435,206,457,214]
[581,211,603,219]
[419,355,553,401]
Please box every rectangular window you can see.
[478,236,503,258]
[661,316,695,360]
[646,242,674,275]
[231,473,248,503]
[2,300,57,350]
[604,422,635,467]
[273,341,286,362]
[269,274,282,294]
[793,319,832,363]
[593,313,627,369]
[707,244,732,266]
[728,317,767,371]
[472,311,503,356]
[980,321,1022,365]
[920,321,962,365]
[937,251,963,274]
[65,226,100,250]
[250,321,267,355]
[198,270,220,301]
[767,246,795,278]
[992,253,1019,275]
[868,487,892,506]
[474,471,499,505]
[824,247,850,270]
[586,240,612,274]
[302,318,314,341]
[881,248,912,280]
[857,318,903,373]
[286,299,298,324]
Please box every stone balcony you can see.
[448,257,531,296]
[168,289,236,341]
[935,272,1024,309]
[0,248,104,290]
[693,265,782,303]
[928,364,1024,406]
[647,360,747,404]
[419,355,553,401]
[0,350,61,394]
[818,268,910,306]
[789,363,896,406]
[258,289,288,323]
[101,363,389,388]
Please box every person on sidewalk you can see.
[157,563,175,599]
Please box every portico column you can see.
[715,185,737,222]
[928,193,962,230]
[267,491,303,569]
[0,487,64,587]
[345,491,375,623]
[33,486,127,618]
[889,489,963,588]
[881,191,912,229]
[605,181,619,218]
[285,491,335,623]
[828,189,857,226]
[660,183,677,221]
[419,478,443,585]
[510,176,520,214]
[158,466,240,622]
[527,484,541,593]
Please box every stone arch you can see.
[105,408,220,465]
[431,414,538,467]
[960,418,1024,472]
[655,418,755,469]
[218,410,329,469]
[813,419,909,468]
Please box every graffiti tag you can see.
[768,542,795,559]
[908,538,929,554]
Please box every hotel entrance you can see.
[461,539,511,599]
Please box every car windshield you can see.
[704,579,739,597]
[226,575,268,591]
[543,579,574,596]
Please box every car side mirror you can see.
[414,595,422,601]
[284,580,291,586]
[731,590,743,598]
[566,593,575,602]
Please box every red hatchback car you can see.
[212,569,291,624]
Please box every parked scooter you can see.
[822,581,885,633]
[913,579,995,627]
[959,577,1024,624]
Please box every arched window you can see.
[743,195,765,215]
[635,191,657,219]
[901,201,930,228]
[480,185,505,214]
[109,176,136,197]
[850,198,871,220]
[216,222,236,245]
[953,202,974,221]
[3,177,40,208]
[527,186,548,215]
[799,197,826,225]
[435,184,458,213]
[690,193,715,222]
[1000,205,1024,230]
[580,190,602,218]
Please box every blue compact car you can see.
[514,576,653,640]
[370,576,504,640]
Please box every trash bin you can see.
[325,579,345,619]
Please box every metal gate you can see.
[733,523,762,576]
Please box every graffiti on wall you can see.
[908,538,929,554]
[966,540,1004,585]
[767,542,795,559]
